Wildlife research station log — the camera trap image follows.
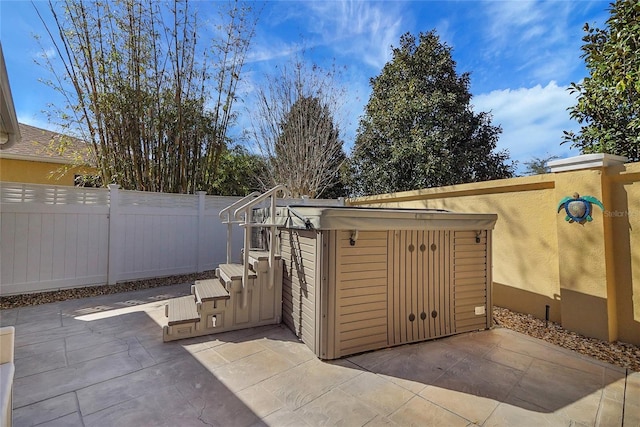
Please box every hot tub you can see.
[266,205,497,360]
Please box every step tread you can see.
[249,250,282,261]
[167,295,200,326]
[194,279,230,301]
[219,263,257,281]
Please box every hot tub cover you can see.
[275,205,497,231]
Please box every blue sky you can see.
[1,0,610,171]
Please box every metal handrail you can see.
[233,185,290,220]
[233,185,290,309]
[219,191,261,264]
[219,191,261,222]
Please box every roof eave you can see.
[0,43,21,150]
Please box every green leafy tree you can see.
[211,145,266,196]
[250,60,347,198]
[350,31,513,196]
[563,0,640,162]
[36,0,257,193]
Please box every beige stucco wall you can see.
[608,162,640,344]
[350,160,640,346]
[0,158,96,186]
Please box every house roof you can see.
[0,122,95,166]
[0,43,21,150]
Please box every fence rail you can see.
[0,182,243,295]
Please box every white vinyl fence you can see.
[0,182,243,295]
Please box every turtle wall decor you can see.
[557,192,605,224]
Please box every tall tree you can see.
[36,0,257,193]
[563,0,640,162]
[249,60,347,198]
[350,31,513,196]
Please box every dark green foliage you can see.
[563,0,640,162]
[350,31,513,196]
[210,146,266,196]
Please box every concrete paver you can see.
[1,283,636,427]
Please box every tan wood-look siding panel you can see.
[340,269,388,281]
[340,301,387,315]
[454,257,487,266]
[455,296,487,307]
[338,246,388,257]
[340,324,387,341]
[426,230,453,339]
[340,285,387,299]
[456,317,487,330]
[454,269,487,280]
[341,335,388,354]
[281,229,319,351]
[454,289,486,300]
[335,230,388,357]
[338,277,387,289]
[455,277,488,286]
[388,230,453,346]
[338,230,387,244]
[340,317,387,333]
[339,294,386,307]
[340,309,387,324]
[454,250,487,259]
[454,263,488,273]
[453,229,488,333]
[339,260,387,273]
[339,254,388,265]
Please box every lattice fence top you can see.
[118,189,199,209]
[0,182,109,205]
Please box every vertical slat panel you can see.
[410,230,419,341]
[26,213,42,283]
[1,212,16,285]
[64,213,78,279]
[75,214,89,278]
[395,231,402,343]
[51,214,66,280]
[438,230,447,335]
[446,230,454,334]
[85,214,100,276]
[12,213,28,284]
[417,230,425,340]
[400,231,407,343]
[39,214,55,282]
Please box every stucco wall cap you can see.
[548,153,628,173]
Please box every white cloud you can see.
[302,0,403,69]
[36,47,57,60]
[480,0,585,84]
[473,81,581,168]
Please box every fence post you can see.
[197,191,206,273]
[107,184,121,285]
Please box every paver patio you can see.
[1,283,637,426]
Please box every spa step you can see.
[248,250,282,261]
[193,279,230,303]
[166,295,200,326]
[217,263,257,285]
